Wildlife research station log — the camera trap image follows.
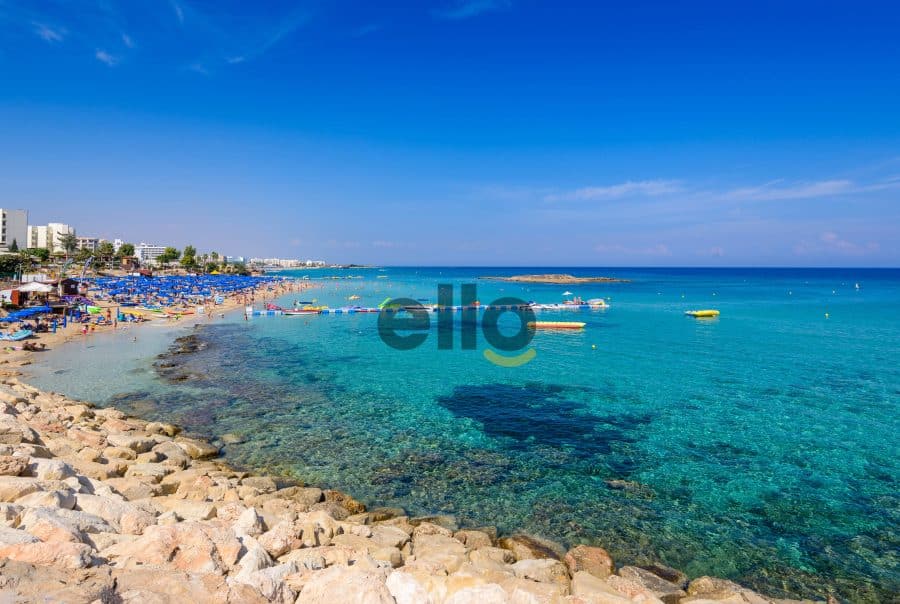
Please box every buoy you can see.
[591,344,597,349]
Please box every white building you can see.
[113,239,124,252]
[0,209,28,253]
[135,243,166,265]
[76,237,101,252]
[27,222,75,254]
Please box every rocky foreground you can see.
[0,377,826,604]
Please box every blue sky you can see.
[1,0,899,266]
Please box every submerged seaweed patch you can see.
[435,383,653,456]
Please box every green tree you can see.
[210,251,219,262]
[29,248,50,262]
[116,243,135,258]
[204,262,218,273]
[157,247,180,265]
[0,255,19,277]
[8,239,18,252]
[97,241,114,259]
[180,245,197,270]
[57,232,78,260]
[75,248,94,263]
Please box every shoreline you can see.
[0,284,836,602]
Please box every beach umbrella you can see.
[18,282,54,293]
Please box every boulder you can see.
[19,506,113,543]
[446,584,509,604]
[124,462,171,483]
[103,446,137,461]
[103,522,225,574]
[106,433,156,454]
[564,544,615,579]
[454,529,493,549]
[0,525,39,545]
[0,502,23,527]
[324,489,367,514]
[686,576,773,604]
[257,520,302,558]
[498,534,565,561]
[105,476,163,501]
[15,489,76,510]
[145,421,180,437]
[0,559,115,603]
[571,571,633,603]
[174,437,219,459]
[618,566,687,603]
[233,561,298,604]
[511,558,570,592]
[296,565,394,604]
[412,533,468,573]
[74,493,155,535]
[371,524,411,549]
[0,540,94,569]
[154,497,217,521]
[470,546,517,566]
[0,455,27,476]
[26,458,76,481]
[386,570,434,604]
[0,476,42,502]
[233,506,267,537]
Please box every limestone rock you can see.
[454,529,493,549]
[618,566,687,603]
[0,525,39,545]
[0,559,115,603]
[498,534,565,561]
[446,583,509,604]
[15,488,76,510]
[371,523,411,549]
[412,533,468,573]
[571,571,633,603]
[233,506,266,537]
[0,540,94,569]
[19,506,113,543]
[258,520,302,557]
[324,488,367,514]
[0,502,23,527]
[0,455,27,476]
[233,561,298,603]
[470,546,517,566]
[124,462,172,483]
[511,558,570,592]
[103,522,225,574]
[145,421,180,437]
[0,476,42,502]
[174,437,219,460]
[564,544,615,579]
[296,565,394,604]
[386,570,434,604]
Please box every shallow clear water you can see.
[26,267,900,601]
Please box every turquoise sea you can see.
[26,267,899,602]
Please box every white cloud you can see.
[94,49,118,66]
[121,33,134,48]
[170,0,185,25]
[794,232,880,256]
[33,22,65,43]
[723,179,854,202]
[546,180,682,202]
[434,0,511,20]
